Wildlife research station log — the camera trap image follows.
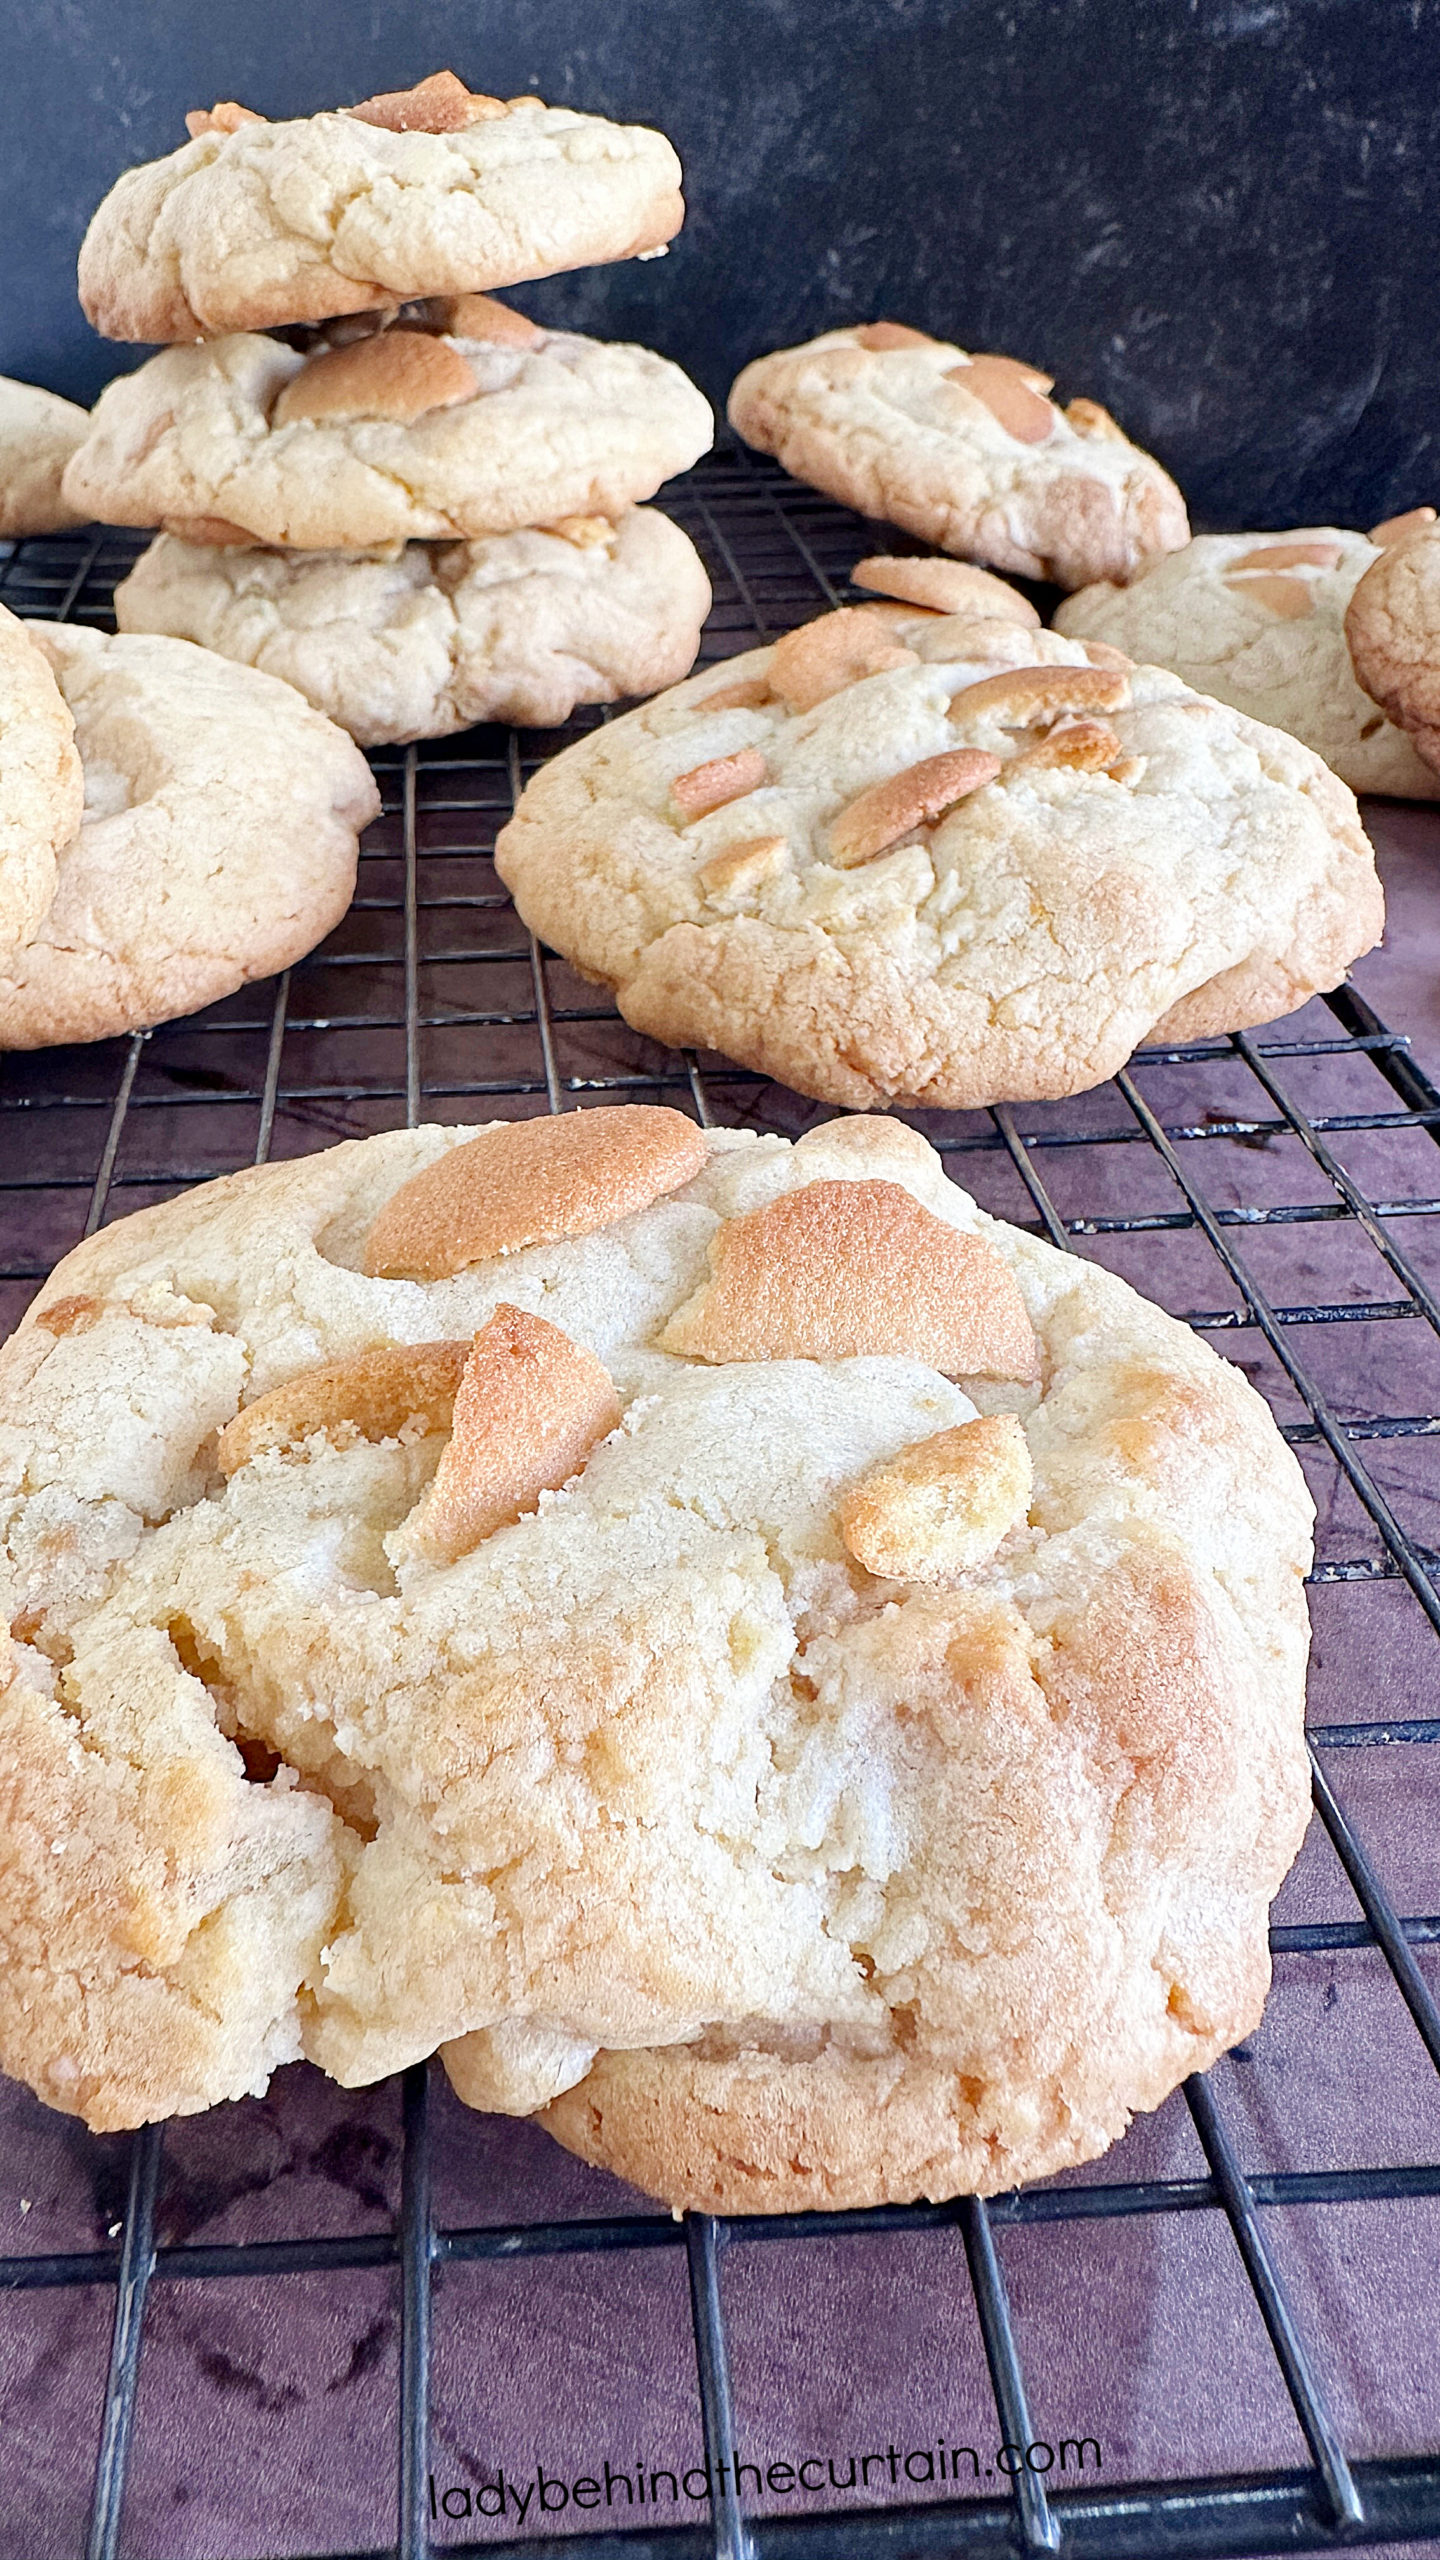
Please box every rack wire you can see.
[3,451,1440,2560]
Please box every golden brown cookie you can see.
[0,627,377,1048]
[0,377,90,536]
[493,603,1383,1110]
[0,604,83,965]
[113,510,711,743]
[78,77,684,341]
[63,321,713,551]
[1343,520,1440,779]
[728,327,1188,589]
[0,1112,1311,2217]
[1057,527,1438,797]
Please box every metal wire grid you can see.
[2,453,1440,2560]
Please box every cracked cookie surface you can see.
[0,1107,1312,2212]
[114,508,711,742]
[1057,527,1437,798]
[0,625,378,1047]
[78,80,684,341]
[493,602,1383,1110]
[728,327,1188,589]
[63,322,714,550]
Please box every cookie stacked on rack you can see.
[62,72,716,743]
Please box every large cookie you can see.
[0,627,378,1047]
[78,74,684,342]
[0,377,90,538]
[493,597,1384,1109]
[61,308,714,550]
[0,605,83,964]
[728,325,1189,589]
[113,508,712,744]
[1343,514,1440,779]
[0,1107,1312,2214]
[1056,522,1438,798]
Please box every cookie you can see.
[0,627,378,1048]
[852,550,1041,628]
[61,313,714,551]
[1056,524,1438,798]
[1343,515,1440,778]
[0,605,84,962]
[0,1108,1312,2216]
[0,377,90,538]
[78,74,684,342]
[493,600,1384,1110]
[728,326,1189,589]
[113,508,712,744]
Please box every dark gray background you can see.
[3,0,1437,530]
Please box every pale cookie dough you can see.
[1344,517,1440,780]
[0,377,90,537]
[728,325,1189,589]
[0,1106,1312,2215]
[493,601,1384,1110]
[0,626,378,1048]
[1056,526,1438,798]
[78,73,684,342]
[62,315,714,550]
[113,508,712,743]
[0,605,83,964]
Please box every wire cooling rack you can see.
[3,451,1440,2560]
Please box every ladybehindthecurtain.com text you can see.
[428,2434,1104,2524]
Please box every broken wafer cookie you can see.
[0,1108,1311,2213]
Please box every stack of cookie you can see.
[60,71,716,744]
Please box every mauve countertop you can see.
[3,805,1440,2560]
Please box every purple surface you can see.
[4,802,1440,2559]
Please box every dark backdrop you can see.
[4,0,1438,530]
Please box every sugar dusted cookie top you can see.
[1057,523,1438,799]
[493,595,1383,1111]
[62,313,714,551]
[0,626,378,1049]
[113,508,712,744]
[0,377,90,538]
[78,74,685,342]
[728,324,1189,590]
[0,1108,1311,2210]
